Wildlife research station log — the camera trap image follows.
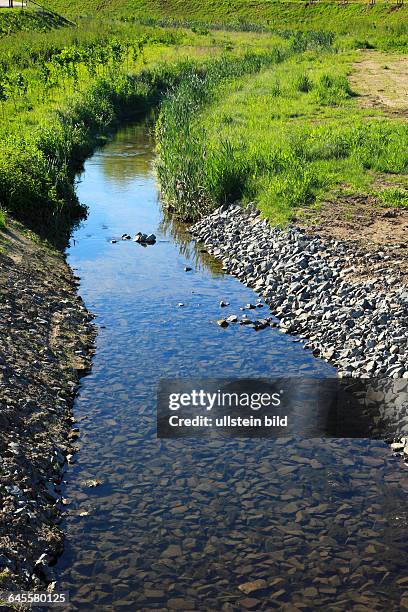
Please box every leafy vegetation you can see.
[0,2,407,239]
[156,45,408,224]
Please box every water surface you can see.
[59,124,408,611]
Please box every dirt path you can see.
[350,50,408,118]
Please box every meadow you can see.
[0,3,407,239]
[156,38,408,224]
[44,0,408,52]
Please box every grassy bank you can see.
[156,37,408,224]
[45,1,408,52]
[0,21,203,240]
[0,8,69,38]
[0,4,407,241]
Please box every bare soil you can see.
[350,50,408,118]
[299,195,408,282]
[0,219,95,594]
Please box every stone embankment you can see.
[191,204,408,380]
[0,220,95,593]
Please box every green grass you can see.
[0,15,290,242]
[45,1,408,52]
[0,2,407,240]
[155,43,408,225]
[0,8,69,38]
[0,208,6,230]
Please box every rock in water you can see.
[216,319,229,328]
[238,579,268,595]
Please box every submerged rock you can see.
[216,319,229,328]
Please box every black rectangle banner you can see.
[157,378,408,439]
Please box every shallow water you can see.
[59,124,408,611]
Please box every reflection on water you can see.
[59,124,408,611]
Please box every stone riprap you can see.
[190,204,408,381]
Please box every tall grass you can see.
[0,58,200,243]
[0,208,6,230]
[156,47,408,225]
[156,47,297,219]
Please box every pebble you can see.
[226,315,238,323]
[134,232,156,245]
[191,203,408,381]
[217,319,229,328]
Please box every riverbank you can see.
[191,203,408,382]
[0,218,95,593]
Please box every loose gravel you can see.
[0,221,95,593]
[191,203,408,380]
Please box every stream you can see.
[59,123,408,611]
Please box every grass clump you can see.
[155,47,290,220]
[314,73,355,105]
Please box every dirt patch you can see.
[0,219,96,593]
[298,195,408,283]
[350,50,408,118]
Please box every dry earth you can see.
[350,50,408,117]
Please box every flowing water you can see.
[59,123,408,611]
